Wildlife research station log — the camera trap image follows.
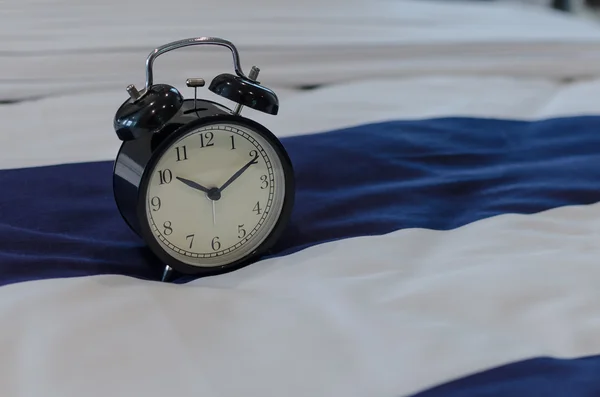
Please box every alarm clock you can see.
[111,36,295,282]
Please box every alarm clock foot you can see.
[161,265,173,282]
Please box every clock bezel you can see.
[135,114,295,276]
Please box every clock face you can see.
[142,121,288,269]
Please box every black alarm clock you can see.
[111,37,295,282]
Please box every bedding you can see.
[3,0,600,396]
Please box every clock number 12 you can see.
[200,132,214,148]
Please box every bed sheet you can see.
[3,1,600,397]
[5,0,600,100]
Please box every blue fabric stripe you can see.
[1,116,600,285]
[411,355,600,397]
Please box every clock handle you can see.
[142,36,251,95]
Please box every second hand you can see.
[212,200,216,225]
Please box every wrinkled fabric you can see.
[2,116,600,286]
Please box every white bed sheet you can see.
[2,1,600,397]
[4,0,600,100]
[3,75,600,170]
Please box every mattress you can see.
[2,1,600,396]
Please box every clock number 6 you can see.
[211,236,221,251]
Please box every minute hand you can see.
[219,155,259,193]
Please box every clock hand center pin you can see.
[206,187,221,201]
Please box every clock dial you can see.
[143,122,287,268]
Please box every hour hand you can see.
[176,176,210,193]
